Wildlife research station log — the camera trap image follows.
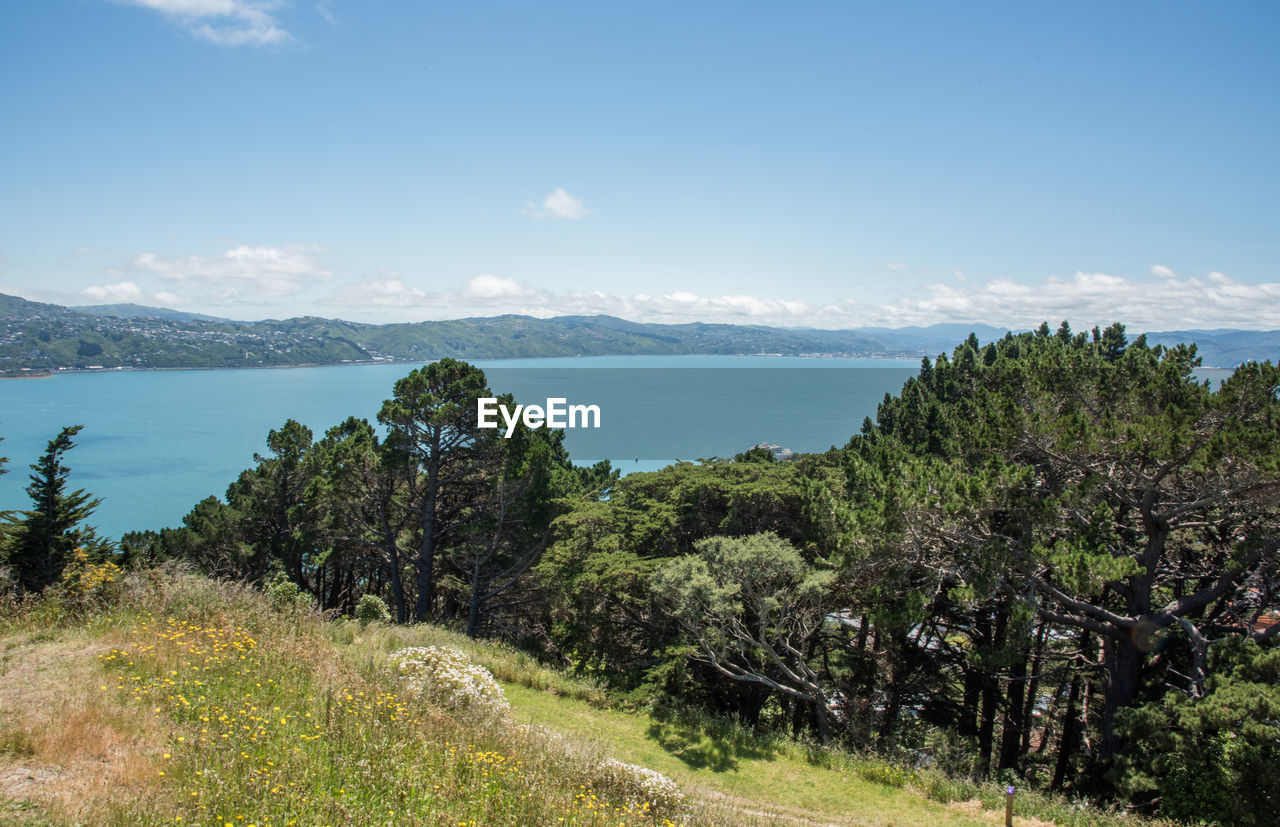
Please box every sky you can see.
[1,1,1278,330]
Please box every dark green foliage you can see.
[145,360,602,640]
[1114,638,1280,824]
[845,325,1280,792]
[378,358,496,623]
[732,445,776,463]
[229,419,320,584]
[535,458,845,697]
[355,593,391,623]
[654,532,837,742]
[4,425,108,594]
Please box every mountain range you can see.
[1,292,1275,374]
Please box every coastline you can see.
[0,351,928,378]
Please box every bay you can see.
[0,355,922,539]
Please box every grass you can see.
[501,682,994,826]
[332,620,1165,827]
[324,618,999,826]
[0,575,691,825]
[0,571,1171,826]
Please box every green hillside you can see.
[3,292,1278,374]
[0,572,1162,826]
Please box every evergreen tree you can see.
[308,416,416,621]
[378,359,496,621]
[6,425,105,595]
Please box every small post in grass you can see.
[1005,785,1015,826]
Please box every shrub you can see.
[390,645,510,718]
[263,573,314,613]
[1114,637,1280,825]
[54,547,122,608]
[592,757,686,816]
[355,593,391,623]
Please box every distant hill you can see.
[1,292,1276,373]
[851,323,1012,356]
[69,302,229,323]
[1140,329,1280,368]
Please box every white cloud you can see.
[315,0,338,25]
[78,280,186,307]
[1151,264,1177,279]
[870,270,1280,330]
[524,187,590,220]
[321,272,427,307]
[131,243,331,298]
[80,280,144,303]
[463,273,536,300]
[114,0,290,47]
[315,268,1280,331]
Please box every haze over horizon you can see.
[2,2,1277,331]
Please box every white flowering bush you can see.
[390,646,510,718]
[594,758,686,815]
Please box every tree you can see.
[1008,346,1280,758]
[654,532,837,743]
[5,425,106,595]
[165,496,250,578]
[536,457,841,691]
[449,415,574,637]
[226,419,320,587]
[858,327,1280,778]
[1114,637,1280,824]
[378,359,495,621]
[308,417,416,621]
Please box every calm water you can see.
[0,356,920,539]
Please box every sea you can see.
[0,356,922,539]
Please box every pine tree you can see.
[6,425,105,595]
[378,359,496,621]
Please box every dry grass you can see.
[0,630,169,824]
[1,575,706,825]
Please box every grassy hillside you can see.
[0,572,1167,826]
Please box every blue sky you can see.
[1,1,1277,329]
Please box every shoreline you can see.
[0,352,929,378]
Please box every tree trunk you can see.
[1099,633,1142,759]
[998,639,1029,771]
[415,441,440,622]
[1020,621,1049,754]
[975,672,998,780]
[961,663,981,737]
[876,631,906,747]
[974,604,1008,780]
[812,695,832,745]
[380,508,407,624]
[1052,671,1082,789]
[466,557,483,638]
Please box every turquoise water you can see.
[0,356,921,538]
